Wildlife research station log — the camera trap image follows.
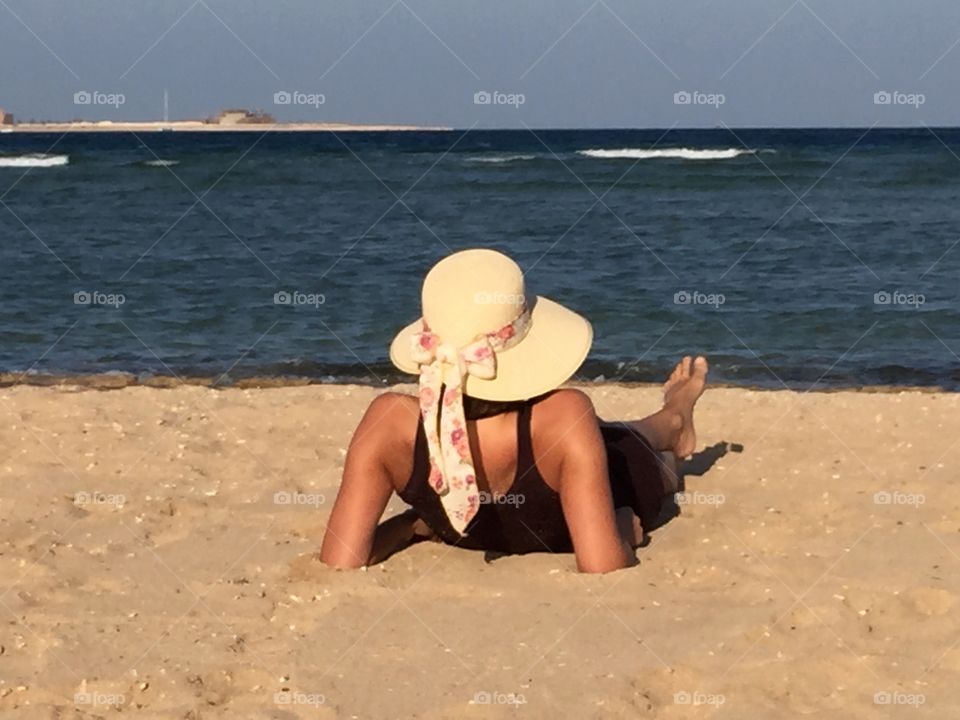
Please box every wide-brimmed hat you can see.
[389,248,592,401]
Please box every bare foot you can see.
[662,356,708,458]
[662,355,692,401]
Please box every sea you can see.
[1,128,958,390]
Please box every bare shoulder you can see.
[350,392,421,486]
[357,391,420,445]
[538,387,595,410]
[364,391,420,421]
[529,389,603,488]
[534,388,598,431]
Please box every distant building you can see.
[211,108,274,125]
[0,108,13,125]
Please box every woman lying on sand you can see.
[320,249,708,573]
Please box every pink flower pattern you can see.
[408,303,531,534]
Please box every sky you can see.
[1,0,959,127]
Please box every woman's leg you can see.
[602,357,709,510]
[659,450,680,495]
[616,506,645,548]
[614,355,709,458]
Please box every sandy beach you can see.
[1,382,958,718]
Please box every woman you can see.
[319,248,708,573]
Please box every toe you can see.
[693,356,709,378]
[668,362,681,381]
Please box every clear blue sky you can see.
[1,0,958,127]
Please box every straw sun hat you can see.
[388,248,593,534]
[389,248,593,402]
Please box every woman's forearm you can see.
[366,510,423,565]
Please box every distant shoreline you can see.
[2,121,451,133]
[4,124,960,134]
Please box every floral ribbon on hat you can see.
[409,303,532,534]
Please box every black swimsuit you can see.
[398,398,671,555]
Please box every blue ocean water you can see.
[1,128,958,389]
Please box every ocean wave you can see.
[465,154,536,163]
[143,159,179,167]
[0,153,69,168]
[577,147,755,161]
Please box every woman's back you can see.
[390,392,573,553]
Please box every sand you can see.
[0,382,958,718]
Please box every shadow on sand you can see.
[648,440,742,534]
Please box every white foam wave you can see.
[0,154,69,168]
[144,159,179,167]
[465,154,536,163]
[577,147,755,161]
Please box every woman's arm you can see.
[544,390,635,573]
[366,509,435,565]
[319,394,420,568]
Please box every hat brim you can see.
[389,296,593,402]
